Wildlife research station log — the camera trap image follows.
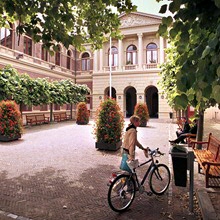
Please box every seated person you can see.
[176,117,190,137]
[169,119,198,144]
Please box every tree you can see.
[0,0,136,52]
[0,66,89,107]
[158,0,220,143]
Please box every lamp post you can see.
[109,36,112,98]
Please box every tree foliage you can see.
[158,0,220,112]
[0,66,90,106]
[0,0,136,52]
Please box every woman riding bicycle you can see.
[121,115,148,171]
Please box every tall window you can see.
[21,104,32,112]
[81,52,90,71]
[40,104,48,111]
[146,43,158,64]
[126,45,137,65]
[24,36,32,55]
[55,45,61,66]
[54,104,60,110]
[41,46,48,61]
[67,50,71,70]
[0,24,12,48]
[108,46,118,66]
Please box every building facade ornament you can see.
[120,14,161,28]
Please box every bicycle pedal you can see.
[146,191,153,196]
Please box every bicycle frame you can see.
[132,155,159,188]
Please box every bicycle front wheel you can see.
[107,174,136,212]
[149,164,170,195]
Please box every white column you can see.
[159,36,164,63]
[93,50,98,72]
[137,33,143,69]
[118,39,122,70]
[99,49,103,71]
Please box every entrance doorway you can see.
[125,87,136,117]
[145,86,158,118]
[105,87,116,99]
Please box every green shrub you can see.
[76,102,89,125]
[134,103,150,126]
[94,98,124,143]
[0,100,23,138]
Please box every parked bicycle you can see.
[107,148,171,212]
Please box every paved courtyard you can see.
[0,119,219,220]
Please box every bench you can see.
[186,133,197,147]
[26,114,49,126]
[53,112,70,122]
[193,133,220,188]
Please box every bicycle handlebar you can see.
[148,148,164,157]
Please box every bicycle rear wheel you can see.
[149,164,170,195]
[107,174,136,212]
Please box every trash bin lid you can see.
[170,145,188,154]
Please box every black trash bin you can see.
[170,145,188,187]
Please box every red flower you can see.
[0,100,23,137]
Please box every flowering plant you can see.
[94,98,124,144]
[0,100,23,138]
[134,103,149,126]
[76,102,89,125]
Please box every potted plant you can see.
[76,102,89,125]
[134,103,150,127]
[94,98,124,150]
[0,100,23,142]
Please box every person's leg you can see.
[176,130,180,137]
[175,135,186,143]
[170,134,186,144]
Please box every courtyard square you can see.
[0,119,219,220]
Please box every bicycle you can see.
[107,148,171,212]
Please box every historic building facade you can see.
[92,12,171,119]
[0,12,173,120]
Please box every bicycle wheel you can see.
[149,164,170,195]
[108,174,136,212]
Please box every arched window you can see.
[146,43,158,64]
[108,46,118,66]
[105,87,116,99]
[81,52,90,71]
[24,36,32,55]
[0,24,13,49]
[126,45,137,65]
[55,45,61,66]
[41,46,48,61]
[67,50,71,70]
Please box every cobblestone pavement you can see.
[0,119,219,220]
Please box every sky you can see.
[131,0,170,16]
